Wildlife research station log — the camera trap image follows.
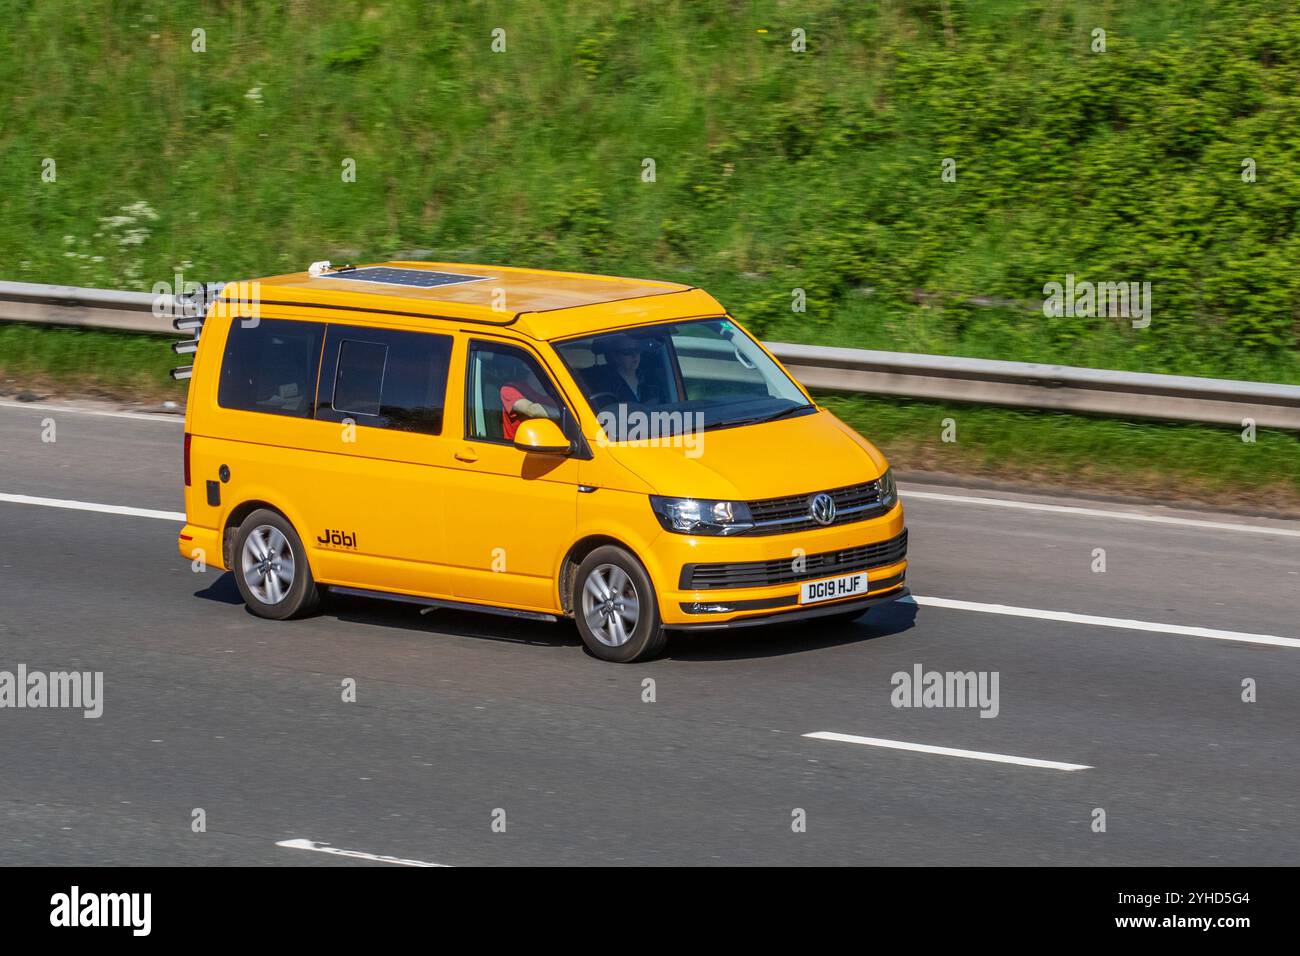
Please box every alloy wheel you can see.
[581,563,640,647]
[241,524,296,605]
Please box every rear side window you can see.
[316,325,452,435]
[218,318,325,418]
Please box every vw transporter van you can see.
[173,262,908,662]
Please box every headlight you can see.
[649,496,754,536]
[878,468,898,508]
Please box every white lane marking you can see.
[0,399,184,423]
[276,838,448,867]
[903,594,1300,649]
[901,488,1300,539]
[804,731,1091,771]
[0,492,184,522]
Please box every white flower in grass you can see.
[122,200,158,221]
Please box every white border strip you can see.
[276,838,448,867]
[906,594,1300,649]
[0,492,184,522]
[804,731,1091,771]
[0,399,183,423]
[902,488,1300,539]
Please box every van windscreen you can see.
[553,318,812,441]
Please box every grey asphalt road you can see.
[1,398,1298,866]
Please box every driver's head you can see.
[492,353,532,386]
[601,333,641,374]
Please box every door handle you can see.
[454,447,479,463]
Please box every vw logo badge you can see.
[809,492,836,526]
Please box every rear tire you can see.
[573,546,667,663]
[232,509,320,620]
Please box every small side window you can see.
[333,340,387,417]
[316,325,452,435]
[218,318,325,418]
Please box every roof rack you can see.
[168,282,226,382]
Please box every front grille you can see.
[681,529,908,590]
[744,480,886,535]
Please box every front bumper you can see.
[651,502,908,627]
[667,586,909,631]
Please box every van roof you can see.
[227,261,725,340]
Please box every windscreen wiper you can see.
[717,404,816,428]
[754,404,816,424]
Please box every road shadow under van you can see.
[665,597,918,662]
[194,573,916,659]
[194,572,244,605]
[322,590,584,650]
[195,572,579,647]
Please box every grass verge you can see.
[0,322,186,403]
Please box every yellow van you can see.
[174,262,907,662]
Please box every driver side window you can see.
[465,341,570,445]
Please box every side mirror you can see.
[513,418,572,455]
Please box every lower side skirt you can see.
[327,585,560,623]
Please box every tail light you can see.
[183,432,192,487]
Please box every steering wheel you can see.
[588,391,622,409]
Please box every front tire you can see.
[232,509,320,620]
[573,546,667,663]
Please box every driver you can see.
[591,333,659,406]
[498,355,560,441]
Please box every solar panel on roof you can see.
[320,267,493,289]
